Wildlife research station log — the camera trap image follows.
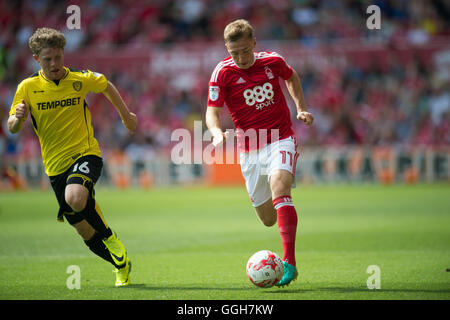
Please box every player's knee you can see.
[65,184,89,212]
[255,203,277,227]
[65,191,88,212]
[271,183,291,199]
[270,173,293,198]
[262,216,277,227]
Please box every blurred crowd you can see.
[1,0,449,168]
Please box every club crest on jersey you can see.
[73,81,82,92]
[264,67,274,80]
[209,86,219,101]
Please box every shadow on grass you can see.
[125,284,450,295]
[266,286,450,295]
[122,283,252,291]
[124,283,307,294]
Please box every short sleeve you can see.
[9,81,28,116]
[207,83,225,108]
[207,63,226,108]
[83,70,108,93]
[274,53,293,80]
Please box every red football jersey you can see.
[208,52,294,152]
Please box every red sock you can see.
[273,195,298,266]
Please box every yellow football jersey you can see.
[10,67,107,176]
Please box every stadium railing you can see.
[1,145,448,191]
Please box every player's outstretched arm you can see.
[206,106,229,147]
[8,99,28,134]
[102,81,138,133]
[285,70,314,126]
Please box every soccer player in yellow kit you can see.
[7,28,137,286]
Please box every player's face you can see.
[226,37,256,69]
[34,47,65,81]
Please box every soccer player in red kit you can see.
[206,19,314,287]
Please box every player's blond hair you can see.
[29,27,66,56]
[224,19,254,43]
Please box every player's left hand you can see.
[297,111,314,125]
[122,112,138,133]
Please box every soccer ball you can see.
[246,250,284,288]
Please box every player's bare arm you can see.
[206,106,229,147]
[285,70,314,125]
[102,81,138,133]
[7,99,28,134]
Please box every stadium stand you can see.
[1,0,449,187]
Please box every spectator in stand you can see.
[0,0,449,157]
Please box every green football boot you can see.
[276,260,298,287]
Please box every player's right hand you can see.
[14,99,28,120]
[212,131,229,147]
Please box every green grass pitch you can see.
[0,184,449,300]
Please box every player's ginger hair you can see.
[224,19,254,43]
[29,27,66,57]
